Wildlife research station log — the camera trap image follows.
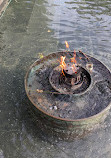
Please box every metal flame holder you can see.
[25,51,111,140]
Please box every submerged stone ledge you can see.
[0,0,11,18]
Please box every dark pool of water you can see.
[0,0,111,158]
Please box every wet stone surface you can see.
[0,0,111,157]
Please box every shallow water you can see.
[0,0,111,158]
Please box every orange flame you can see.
[65,41,69,49]
[71,50,77,73]
[59,43,78,75]
[60,56,66,75]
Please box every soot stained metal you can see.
[25,48,111,140]
[49,49,93,95]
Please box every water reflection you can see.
[45,0,111,66]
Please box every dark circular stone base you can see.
[25,51,111,120]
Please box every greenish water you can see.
[0,0,111,158]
